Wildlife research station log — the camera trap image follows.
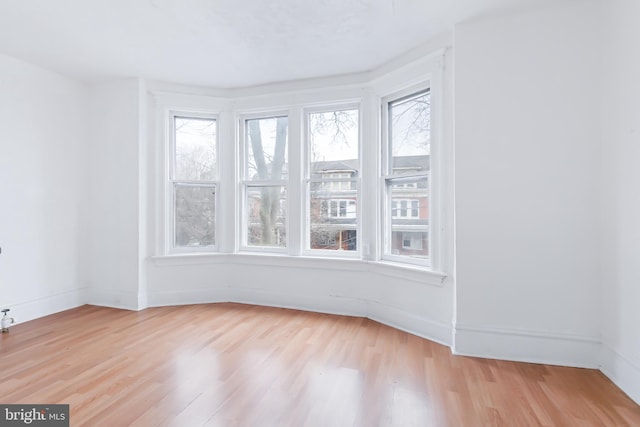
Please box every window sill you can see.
[151,253,231,266]
[366,261,446,286]
[150,253,446,286]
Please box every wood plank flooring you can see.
[1,304,639,426]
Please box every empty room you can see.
[1,0,639,425]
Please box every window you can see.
[383,88,431,264]
[326,200,357,218]
[392,199,421,218]
[306,108,359,253]
[402,232,425,250]
[170,114,218,251]
[242,115,288,250]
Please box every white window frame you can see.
[303,103,361,257]
[381,84,433,267]
[238,111,290,254]
[166,110,220,254]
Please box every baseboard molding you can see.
[6,287,88,325]
[228,288,368,318]
[600,344,640,405]
[454,324,600,368]
[147,285,451,347]
[88,288,141,310]
[146,288,229,307]
[146,285,452,346]
[367,300,453,346]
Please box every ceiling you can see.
[0,0,541,88]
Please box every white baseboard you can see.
[5,287,88,325]
[88,288,141,310]
[146,288,229,307]
[600,344,640,405]
[228,288,368,318]
[146,286,451,347]
[367,300,453,346]
[454,324,600,368]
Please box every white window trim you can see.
[303,103,362,258]
[166,109,220,255]
[238,111,290,254]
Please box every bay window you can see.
[159,59,445,279]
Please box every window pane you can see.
[175,184,215,247]
[389,178,428,258]
[390,91,430,175]
[247,185,287,247]
[246,116,288,181]
[175,117,217,181]
[309,109,359,175]
[309,182,357,251]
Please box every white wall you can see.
[453,0,603,366]
[86,79,145,309]
[147,256,454,345]
[0,53,88,322]
[600,0,640,404]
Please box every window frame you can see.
[303,103,362,258]
[166,110,220,255]
[381,85,433,267]
[238,111,290,254]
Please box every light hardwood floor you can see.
[1,303,638,426]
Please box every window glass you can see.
[174,184,216,247]
[174,117,217,181]
[246,186,287,247]
[389,91,430,176]
[246,116,288,181]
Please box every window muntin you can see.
[384,89,431,265]
[170,115,218,250]
[306,108,359,253]
[242,115,289,250]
